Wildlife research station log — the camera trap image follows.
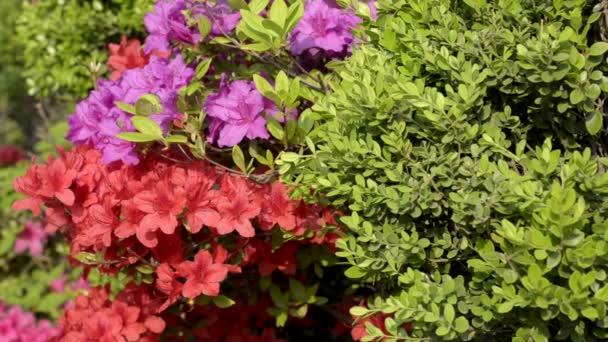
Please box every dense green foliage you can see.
[0,0,34,146]
[279,0,608,340]
[16,0,153,100]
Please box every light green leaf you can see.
[212,295,236,308]
[344,266,367,278]
[115,101,136,114]
[585,111,603,135]
[589,42,608,56]
[116,132,159,142]
[131,116,163,137]
[198,16,212,40]
[232,145,247,173]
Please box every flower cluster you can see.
[0,302,59,342]
[289,0,362,56]
[12,145,341,338]
[9,0,379,339]
[53,285,164,342]
[0,145,25,167]
[66,54,194,165]
[13,220,49,257]
[144,0,240,54]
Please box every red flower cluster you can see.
[53,285,164,342]
[0,144,25,166]
[107,36,170,81]
[13,145,341,339]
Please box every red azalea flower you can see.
[82,200,118,248]
[12,164,44,215]
[216,176,261,237]
[177,250,229,298]
[133,179,186,246]
[108,36,171,81]
[155,263,183,312]
[212,243,241,274]
[185,170,220,233]
[111,302,146,341]
[259,181,297,231]
[38,156,77,206]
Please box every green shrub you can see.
[278,0,608,340]
[16,0,153,100]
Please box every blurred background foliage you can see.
[1,0,152,149]
[0,0,149,322]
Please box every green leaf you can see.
[135,94,162,116]
[582,306,599,320]
[454,317,470,333]
[444,303,455,323]
[253,74,279,102]
[212,295,236,308]
[131,116,163,138]
[136,264,155,274]
[289,278,307,302]
[115,101,136,114]
[344,266,367,278]
[248,0,269,14]
[198,16,212,40]
[116,132,159,142]
[228,0,248,10]
[349,306,369,317]
[281,152,300,162]
[595,285,608,301]
[232,145,247,173]
[268,0,287,28]
[196,58,213,80]
[436,326,450,336]
[284,1,304,34]
[589,42,608,56]
[569,88,585,105]
[586,111,603,135]
[275,71,289,97]
[165,135,188,144]
[266,115,284,140]
[463,0,486,11]
[241,42,272,52]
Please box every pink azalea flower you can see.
[13,221,48,257]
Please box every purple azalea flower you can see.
[13,220,48,257]
[289,0,362,56]
[67,79,139,165]
[144,0,197,54]
[66,54,194,165]
[121,55,195,131]
[204,75,279,147]
[144,0,240,54]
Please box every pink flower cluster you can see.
[0,303,59,342]
[13,220,49,257]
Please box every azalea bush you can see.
[277,0,608,341]
[12,0,380,340]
